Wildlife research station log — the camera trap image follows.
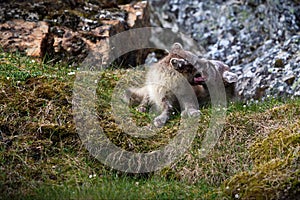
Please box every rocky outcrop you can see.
[151,0,300,101]
[0,0,150,66]
[120,1,150,28]
[0,20,49,57]
[118,1,151,66]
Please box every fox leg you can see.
[137,94,150,112]
[125,86,150,112]
[153,97,173,127]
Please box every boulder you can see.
[120,1,150,28]
[118,1,151,66]
[0,20,49,57]
[0,1,150,66]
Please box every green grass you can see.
[0,51,75,83]
[0,51,299,199]
[23,175,212,200]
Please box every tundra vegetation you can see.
[0,51,299,199]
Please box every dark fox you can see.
[171,46,238,105]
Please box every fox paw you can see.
[181,109,201,118]
[137,106,147,113]
[153,115,169,127]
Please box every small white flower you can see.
[67,72,76,76]
[235,194,239,199]
[135,182,139,186]
[200,148,206,152]
[225,186,230,190]
[89,174,96,178]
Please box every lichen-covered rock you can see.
[0,0,150,66]
[120,1,150,28]
[151,0,300,100]
[117,1,151,66]
[0,20,50,57]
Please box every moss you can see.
[223,121,300,199]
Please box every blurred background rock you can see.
[0,0,150,67]
[149,0,300,101]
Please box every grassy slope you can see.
[0,52,299,199]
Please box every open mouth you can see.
[193,73,207,85]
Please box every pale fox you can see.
[126,43,200,127]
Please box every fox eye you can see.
[170,58,179,66]
[170,58,187,69]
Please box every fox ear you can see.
[222,71,238,83]
[171,43,183,52]
[170,58,186,69]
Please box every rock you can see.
[0,19,49,57]
[282,71,295,86]
[116,0,136,5]
[145,52,158,65]
[120,1,150,28]
[52,26,89,64]
[0,1,151,66]
[274,59,285,68]
[151,0,300,100]
[118,1,151,66]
